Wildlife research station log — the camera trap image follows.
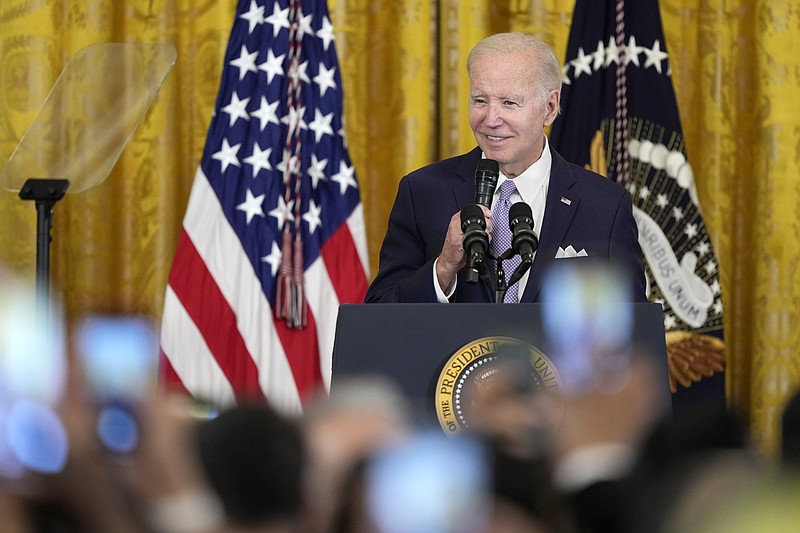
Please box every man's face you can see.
[468,51,560,178]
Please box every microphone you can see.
[509,202,538,264]
[460,204,489,284]
[474,159,499,208]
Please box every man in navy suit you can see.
[365,33,646,304]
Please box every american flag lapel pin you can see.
[560,196,572,206]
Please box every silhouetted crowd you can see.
[3,273,800,533]
[3,365,800,533]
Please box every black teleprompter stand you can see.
[18,178,70,316]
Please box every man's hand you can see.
[436,205,492,292]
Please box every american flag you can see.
[550,0,725,411]
[159,0,369,415]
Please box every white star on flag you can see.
[307,154,328,189]
[309,109,335,143]
[317,16,335,51]
[212,138,241,173]
[222,92,251,127]
[268,195,294,230]
[243,144,273,177]
[332,161,357,194]
[281,105,307,132]
[250,96,280,131]
[643,40,668,73]
[297,13,314,39]
[264,3,289,38]
[303,199,323,234]
[258,49,286,84]
[624,35,643,66]
[605,36,620,66]
[592,40,606,70]
[261,241,282,277]
[240,0,265,34]
[230,45,258,80]
[236,189,265,224]
[570,47,593,78]
[288,59,311,84]
[313,63,337,96]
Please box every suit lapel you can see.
[522,149,579,302]
[453,148,481,207]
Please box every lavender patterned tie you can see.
[491,180,520,303]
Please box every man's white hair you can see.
[467,32,562,105]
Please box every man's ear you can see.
[544,90,561,127]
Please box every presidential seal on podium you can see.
[435,336,561,435]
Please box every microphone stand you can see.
[490,248,532,303]
[489,248,513,303]
[506,257,533,291]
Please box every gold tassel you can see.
[289,233,307,329]
[276,226,293,321]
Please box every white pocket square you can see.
[555,245,588,258]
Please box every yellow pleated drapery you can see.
[1,0,799,456]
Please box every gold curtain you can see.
[1,0,799,455]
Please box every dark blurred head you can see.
[781,389,800,466]
[636,405,750,470]
[492,446,571,532]
[622,406,756,532]
[195,403,305,528]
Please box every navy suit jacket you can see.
[365,146,647,303]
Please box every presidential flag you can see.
[550,0,725,409]
[159,0,369,414]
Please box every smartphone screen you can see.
[541,261,634,395]
[0,280,69,481]
[365,432,491,533]
[75,314,158,455]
